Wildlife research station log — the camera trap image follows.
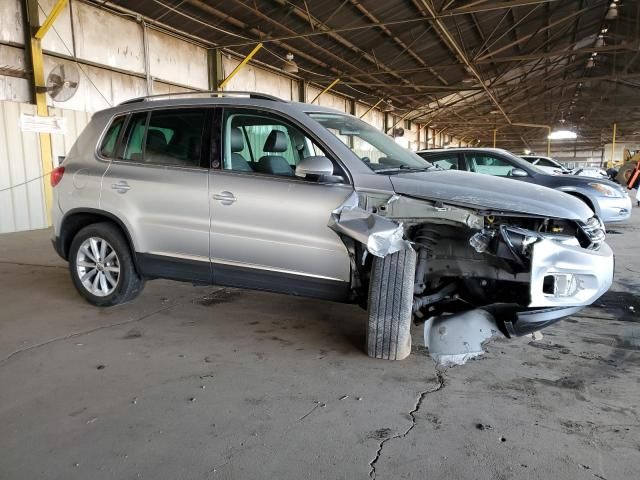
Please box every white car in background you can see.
[521,155,570,175]
[572,166,609,179]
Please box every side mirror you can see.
[295,156,334,178]
[511,168,529,177]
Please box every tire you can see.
[367,248,416,360]
[68,222,144,306]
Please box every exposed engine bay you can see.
[330,191,612,339]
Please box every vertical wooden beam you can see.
[611,122,617,164]
[207,48,224,91]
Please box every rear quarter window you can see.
[99,115,126,158]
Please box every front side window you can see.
[309,113,432,173]
[465,153,514,177]
[222,109,343,179]
[116,109,206,167]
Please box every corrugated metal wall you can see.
[0,101,90,234]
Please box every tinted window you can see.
[535,158,557,168]
[144,109,205,167]
[223,109,343,180]
[120,112,147,162]
[99,116,126,158]
[419,153,460,170]
[465,153,514,177]
[117,109,206,167]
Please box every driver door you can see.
[209,108,353,299]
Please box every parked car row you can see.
[521,154,611,179]
[51,93,618,361]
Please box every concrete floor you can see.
[0,213,639,480]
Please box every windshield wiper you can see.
[375,165,433,174]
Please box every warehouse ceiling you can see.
[98,0,640,152]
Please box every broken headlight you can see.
[577,216,606,247]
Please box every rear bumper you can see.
[529,239,613,308]
[597,195,632,223]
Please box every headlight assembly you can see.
[588,182,623,198]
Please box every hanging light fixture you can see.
[282,52,298,73]
[605,2,618,20]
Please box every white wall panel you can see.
[39,0,74,55]
[355,103,384,131]
[0,101,46,233]
[72,2,145,74]
[48,106,91,167]
[148,29,208,90]
[0,0,23,44]
[221,56,294,100]
[0,101,95,233]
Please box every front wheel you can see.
[68,222,144,306]
[367,248,416,360]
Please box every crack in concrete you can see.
[0,288,228,365]
[368,371,446,479]
[0,302,181,366]
[0,261,66,269]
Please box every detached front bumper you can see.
[529,238,613,308]
[597,194,632,223]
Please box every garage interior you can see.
[1,0,639,479]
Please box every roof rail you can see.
[119,91,284,105]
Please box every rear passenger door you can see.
[209,107,353,298]
[100,107,211,282]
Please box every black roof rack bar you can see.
[119,91,284,105]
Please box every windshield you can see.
[308,113,433,173]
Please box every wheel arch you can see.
[59,209,139,269]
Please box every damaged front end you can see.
[330,192,614,339]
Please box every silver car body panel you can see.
[388,170,594,220]
[210,170,353,282]
[529,237,614,308]
[99,161,210,261]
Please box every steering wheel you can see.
[361,156,371,163]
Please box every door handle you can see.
[111,181,131,193]
[212,191,237,205]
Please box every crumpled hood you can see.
[389,170,593,221]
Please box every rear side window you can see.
[99,115,126,158]
[115,109,207,167]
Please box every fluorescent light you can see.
[548,130,577,140]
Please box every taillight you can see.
[50,166,65,187]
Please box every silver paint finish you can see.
[100,161,210,260]
[210,171,353,282]
[529,238,613,308]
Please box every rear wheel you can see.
[367,248,416,360]
[68,222,144,306]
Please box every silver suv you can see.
[51,92,614,360]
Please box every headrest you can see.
[263,130,288,153]
[230,127,245,153]
[146,130,167,150]
[257,156,294,176]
